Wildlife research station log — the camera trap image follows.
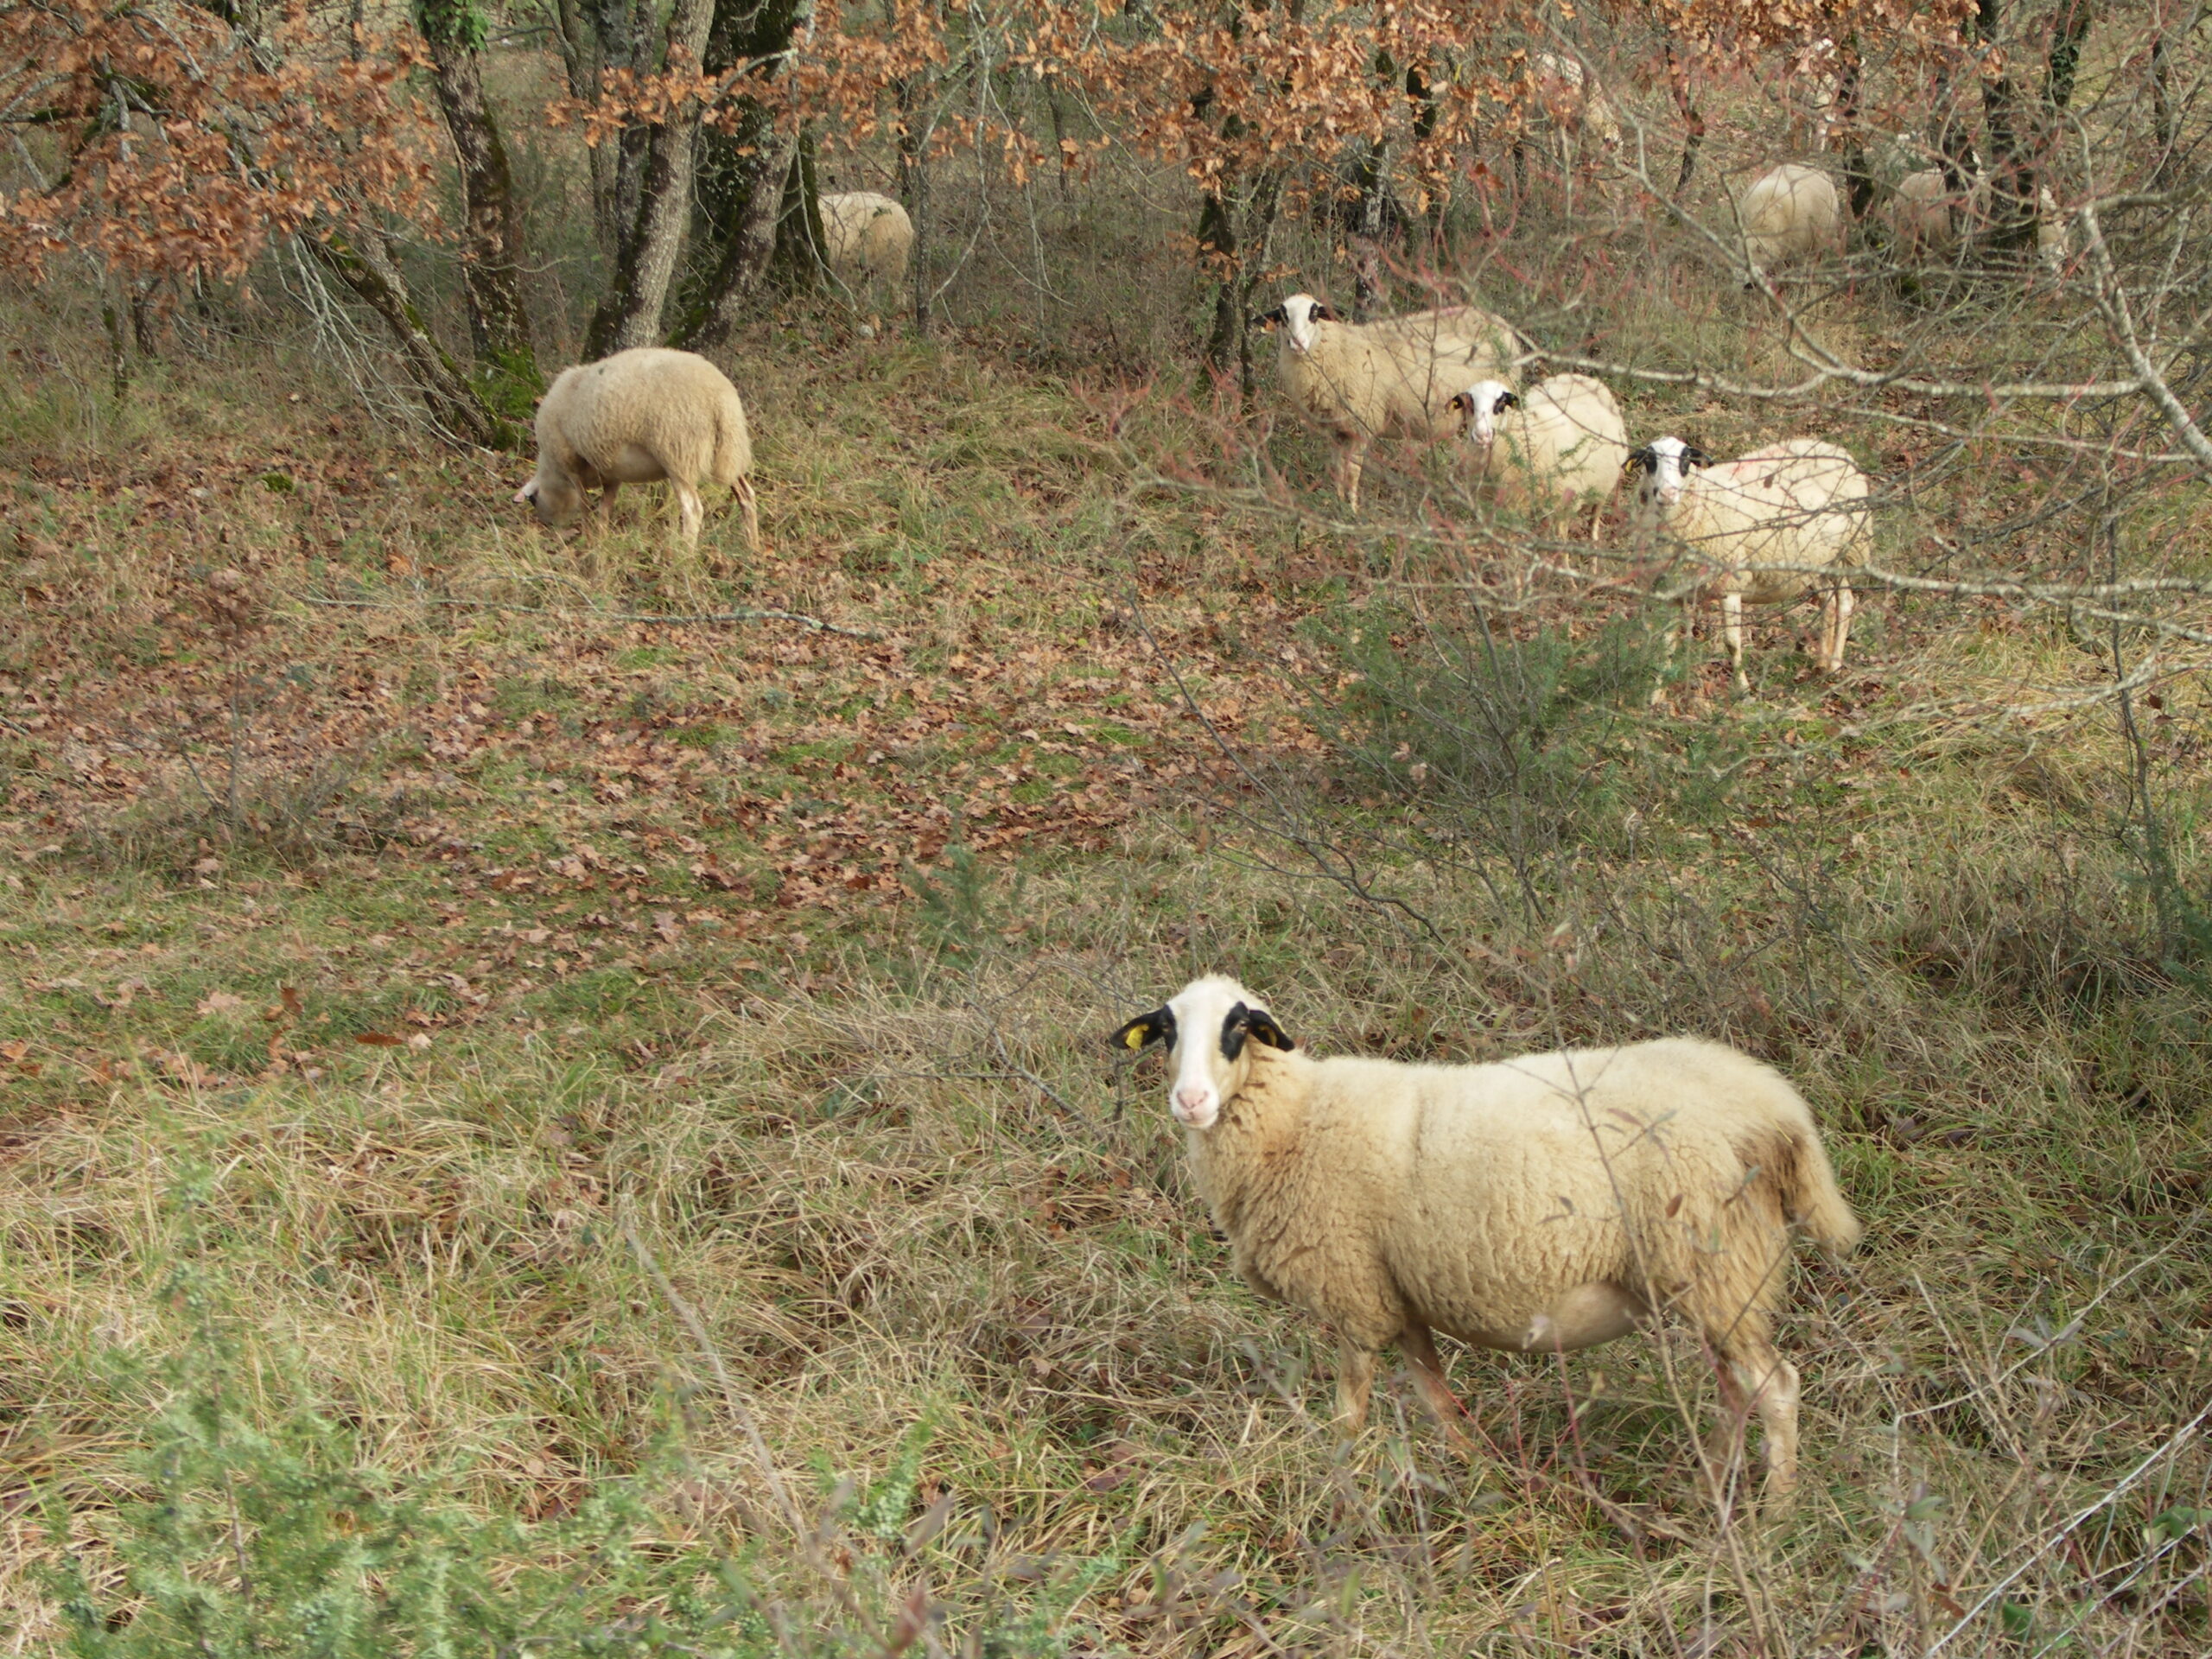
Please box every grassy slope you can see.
[2,273,2210,1657]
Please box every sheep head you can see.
[1112,974,1294,1130]
[1626,435,1711,511]
[1250,294,1336,355]
[516,467,586,529]
[1448,380,1518,449]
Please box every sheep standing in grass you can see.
[1630,435,1869,692]
[820,191,913,297]
[1114,976,1859,1502]
[1882,168,2069,276]
[515,347,760,554]
[1254,294,1516,512]
[1449,373,1627,537]
[1735,164,1844,284]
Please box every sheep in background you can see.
[1881,168,2069,276]
[1522,51,1622,207]
[515,347,761,554]
[1254,293,1517,512]
[1113,976,1859,1503]
[1449,373,1627,537]
[1734,164,1844,284]
[820,191,913,297]
[1630,435,1869,692]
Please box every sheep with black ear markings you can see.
[1629,434,1870,692]
[1113,975,1860,1503]
[1253,294,1516,512]
[1450,372,1627,537]
[514,346,761,553]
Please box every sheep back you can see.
[1478,372,1627,517]
[530,347,753,515]
[1669,439,1869,604]
[1361,306,1516,436]
[1737,164,1843,272]
[1191,1037,1855,1354]
[820,192,913,289]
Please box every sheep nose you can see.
[1173,1084,1212,1118]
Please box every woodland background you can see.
[3,1,2212,1655]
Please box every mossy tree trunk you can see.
[308,232,511,448]
[415,0,533,376]
[585,0,718,353]
[677,0,812,342]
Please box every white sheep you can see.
[1448,373,1627,536]
[1882,168,2069,276]
[1113,976,1860,1501]
[1528,51,1622,195]
[1630,434,1870,692]
[819,191,913,296]
[1254,294,1516,512]
[515,347,761,553]
[1734,163,1844,284]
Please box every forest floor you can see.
[2,293,2209,1656]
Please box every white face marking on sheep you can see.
[1111,976,1293,1132]
[1452,379,1515,449]
[1637,435,1695,511]
[1279,295,1327,356]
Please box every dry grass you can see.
[7,31,2212,1648]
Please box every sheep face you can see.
[1251,295,1336,355]
[1449,380,1517,448]
[1111,975,1293,1131]
[516,467,587,529]
[1627,435,1711,511]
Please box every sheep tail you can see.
[1775,1122,1862,1261]
[711,405,749,490]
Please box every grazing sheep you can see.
[1113,976,1860,1501]
[1524,51,1623,201]
[1734,164,1844,284]
[819,191,913,296]
[1630,434,1869,691]
[1449,373,1628,536]
[1253,294,1517,512]
[1882,168,2069,276]
[515,347,760,554]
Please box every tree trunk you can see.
[585,0,717,353]
[1664,42,1704,200]
[417,17,532,368]
[308,231,509,448]
[2152,34,2176,186]
[772,130,830,290]
[1972,0,2037,257]
[683,125,798,350]
[894,30,934,335]
[1351,139,1391,320]
[550,0,614,239]
[1834,43,1874,223]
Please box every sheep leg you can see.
[1336,439,1370,516]
[671,479,706,547]
[733,475,763,554]
[1336,1340,1377,1433]
[1821,584,1855,674]
[1400,1324,1473,1450]
[1722,592,1749,693]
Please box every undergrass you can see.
[8,115,2212,1655]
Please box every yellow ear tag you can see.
[1125,1027,1146,1049]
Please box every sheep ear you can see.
[1684,444,1713,469]
[1244,1009,1294,1051]
[1497,391,1521,411]
[1111,1008,1174,1052]
[1448,392,1470,414]
[1624,447,1652,475]
[1308,301,1338,321]
[1251,306,1285,332]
